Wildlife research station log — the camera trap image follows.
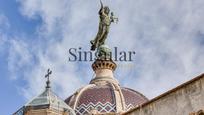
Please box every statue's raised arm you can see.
[100,0,103,9]
[98,0,103,14]
[90,0,118,51]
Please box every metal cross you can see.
[45,68,52,88]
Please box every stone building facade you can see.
[123,74,204,115]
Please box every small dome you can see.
[26,88,72,111]
[65,84,148,115]
[14,68,76,115]
[14,88,76,115]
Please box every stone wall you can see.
[124,74,204,115]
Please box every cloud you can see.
[8,0,204,100]
[0,13,10,30]
[7,39,33,79]
[0,13,9,52]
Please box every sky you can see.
[1,0,204,114]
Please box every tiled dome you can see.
[65,84,148,115]
[121,87,148,110]
[65,59,148,115]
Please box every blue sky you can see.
[0,0,39,114]
[1,0,204,114]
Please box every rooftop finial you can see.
[45,68,52,89]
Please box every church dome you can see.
[65,59,148,115]
[65,84,147,114]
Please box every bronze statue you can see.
[90,0,118,51]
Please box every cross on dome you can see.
[45,68,52,89]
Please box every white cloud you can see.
[0,13,10,29]
[0,13,9,52]
[9,0,204,100]
[7,39,33,79]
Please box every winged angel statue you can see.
[90,0,118,51]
